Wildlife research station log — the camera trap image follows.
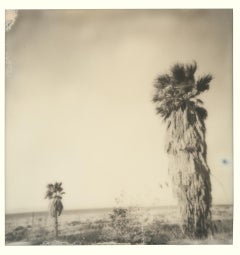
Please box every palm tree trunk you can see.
[55,213,58,239]
[167,108,212,238]
[175,157,212,238]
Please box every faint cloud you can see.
[5,10,18,32]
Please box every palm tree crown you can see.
[45,182,65,218]
[153,61,212,121]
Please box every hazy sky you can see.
[5,10,232,213]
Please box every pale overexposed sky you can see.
[5,10,232,213]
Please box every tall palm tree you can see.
[45,182,65,239]
[152,62,212,238]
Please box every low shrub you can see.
[211,219,233,235]
[68,221,81,226]
[5,226,28,242]
[143,221,184,244]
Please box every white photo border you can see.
[0,1,239,255]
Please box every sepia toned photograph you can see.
[5,9,233,245]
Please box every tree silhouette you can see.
[45,182,65,239]
[152,62,212,238]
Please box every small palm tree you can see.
[45,182,65,239]
[152,61,212,238]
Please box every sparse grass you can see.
[6,226,28,242]
[143,221,184,244]
[67,221,81,226]
[5,206,233,245]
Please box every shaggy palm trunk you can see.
[55,212,58,239]
[166,106,212,238]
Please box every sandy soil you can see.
[5,205,233,245]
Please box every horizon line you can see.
[5,203,233,215]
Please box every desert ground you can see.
[5,205,233,245]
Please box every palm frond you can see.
[196,106,208,120]
[196,99,204,105]
[171,63,186,84]
[180,101,187,111]
[152,94,160,103]
[47,184,54,190]
[154,74,171,89]
[156,107,169,119]
[45,190,53,199]
[185,61,197,79]
[196,74,212,93]
[53,182,63,192]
